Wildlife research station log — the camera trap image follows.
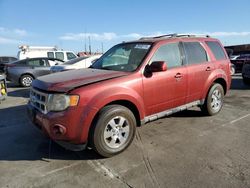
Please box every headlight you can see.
[47,94,79,112]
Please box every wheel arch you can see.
[213,78,227,95]
[90,99,142,129]
[106,100,141,127]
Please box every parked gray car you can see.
[6,57,64,87]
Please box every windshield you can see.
[91,43,151,72]
[64,56,89,65]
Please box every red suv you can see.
[27,34,231,157]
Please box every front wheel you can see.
[89,105,136,157]
[201,83,224,116]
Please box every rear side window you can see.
[15,60,27,65]
[28,59,47,67]
[206,41,227,60]
[2,57,9,63]
[183,42,208,65]
[10,57,17,62]
[55,52,64,61]
[47,52,54,58]
[150,42,182,68]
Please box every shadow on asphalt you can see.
[6,82,30,98]
[171,109,205,118]
[7,88,30,98]
[230,75,250,90]
[7,82,21,88]
[0,105,101,161]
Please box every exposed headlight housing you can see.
[47,94,79,112]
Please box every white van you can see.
[17,45,77,61]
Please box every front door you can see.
[143,42,188,116]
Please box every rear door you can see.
[143,42,188,115]
[182,41,214,103]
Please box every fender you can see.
[201,68,229,100]
[78,86,145,142]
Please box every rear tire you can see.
[89,105,136,158]
[20,74,33,87]
[243,76,250,85]
[201,83,224,116]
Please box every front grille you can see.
[30,88,49,114]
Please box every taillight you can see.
[5,64,16,67]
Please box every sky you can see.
[1,0,250,56]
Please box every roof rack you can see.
[139,33,210,40]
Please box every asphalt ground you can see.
[0,74,250,188]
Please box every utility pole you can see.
[84,29,87,53]
[88,36,91,55]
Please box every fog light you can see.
[52,124,66,135]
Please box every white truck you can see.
[17,45,77,61]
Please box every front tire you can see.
[20,74,33,87]
[201,83,224,116]
[89,105,136,157]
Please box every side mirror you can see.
[148,61,167,72]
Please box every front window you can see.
[150,42,182,69]
[66,52,77,60]
[91,43,151,72]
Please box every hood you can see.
[32,68,129,92]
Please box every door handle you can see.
[206,67,211,71]
[174,73,182,79]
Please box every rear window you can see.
[206,41,227,60]
[55,52,64,61]
[28,59,47,67]
[183,42,208,65]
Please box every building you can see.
[225,44,250,56]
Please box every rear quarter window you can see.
[206,41,227,60]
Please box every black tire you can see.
[243,76,250,85]
[89,105,136,157]
[20,74,33,87]
[201,83,224,116]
